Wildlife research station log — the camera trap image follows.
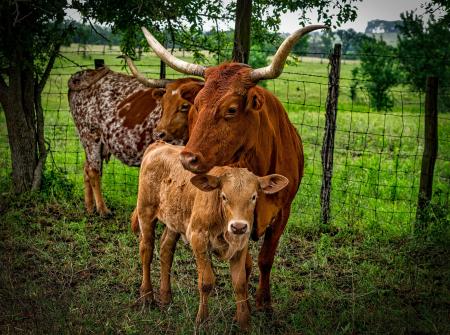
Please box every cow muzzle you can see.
[229,220,249,235]
[179,150,209,174]
[153,130,169,141]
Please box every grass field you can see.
[0,45,449,334]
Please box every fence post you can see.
[320,43,341,225]
[416,76,438,226]
[94,59,104,69]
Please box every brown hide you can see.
[155,79,203,143]
[117,88,158,128]
[181,63,304,237]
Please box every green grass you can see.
[0,180,448,334]
[0,45,449,333]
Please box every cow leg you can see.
[85,165,110,217]
[159,227,180,306]
[191,231,215,326]
[256,208,290,311]
[230,247,251,330]
[83,139,110,217]
[138,210,157,305]
[83,162,94,214]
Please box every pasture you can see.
[0,45,449,334]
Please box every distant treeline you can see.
[66,21,122,46]
[67,20,400,58]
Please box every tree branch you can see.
[88,18,110,43]
[37,26,71,93]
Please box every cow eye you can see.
[251,194,257,202]
[221,193,228,202]
[180,103,190,112]
[225,107,237,119]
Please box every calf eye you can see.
[221,193,228,202]
[251,194,257,202]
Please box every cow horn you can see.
[250,25,329,82]
[125,56,173,87]
[141,27,206,78]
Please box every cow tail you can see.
[131,209,140,234]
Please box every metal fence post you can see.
[320,43,341,225]
[416,76,438,227]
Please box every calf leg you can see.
[245,250,252,311]
[230,247,251,330]
[256,208,290,311]
[138,209,158,305]
[191,231,215,325]
[83,162,94,214]
[159,227,180,305]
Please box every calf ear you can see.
[246,87,265,111]
[190,174,221,192]
[152,88,166,100]
[181,82,204,104]
[258,174,289,194]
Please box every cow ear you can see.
[258,174,289,194]
[181,82,204,104]
[190,174,221,192]
[152,88,166,100]
[246,87,265,111]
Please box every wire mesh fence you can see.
[0,45,449,231]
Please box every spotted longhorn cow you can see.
[136,25,328,311]
[68,61,203,216]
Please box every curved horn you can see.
[141,27,206,78]
[251,25,329,82]
[125,56,173,87]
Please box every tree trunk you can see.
[0,51,39,193]
[232,0,252,64]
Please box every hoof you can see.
[98,207,112,217]
[159,290,172,306]
[233,313,251,331]
[255,299,273,315]
[195,309,209,327]
[256,289,272,314]
[85,205,94,214]
[138,288,154,306]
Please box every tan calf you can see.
[132,142,288,329]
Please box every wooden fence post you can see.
[94,59,104,69]
[320,44,341,225]
[416,76,438,226]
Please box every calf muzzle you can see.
[229,221,248,235]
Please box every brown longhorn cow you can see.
[68,59,203,216]
[138,25,327,310]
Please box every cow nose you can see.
[154,130,167,140]
[180,151,199,169]
[230,221,248,235]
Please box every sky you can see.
[279,0,425,33]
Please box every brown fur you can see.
[155,79,203,143]
[117,89,158,128]
[134,142,287,329]
[179,62,304,310]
